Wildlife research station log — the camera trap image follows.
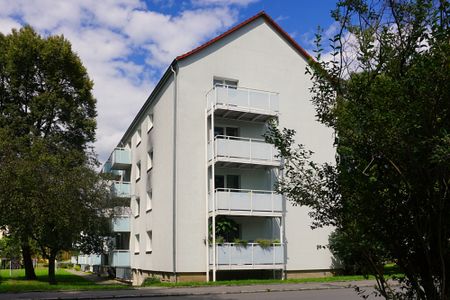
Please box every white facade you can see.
[103,12,335,284]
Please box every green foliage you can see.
[255,239,272,249]
[266,0,450,299]
[0,26,113,284]
[233,238,248,248]
[209,216,239,242]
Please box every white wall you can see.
[175,17,335,273]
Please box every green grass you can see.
[142,274,373,288]
[0,268,129,293]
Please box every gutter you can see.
[170,64,178,281]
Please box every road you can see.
[115,288,377,300]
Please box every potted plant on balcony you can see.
[255,239,273,249]
[233,238,249,248]
[208,216,239,244]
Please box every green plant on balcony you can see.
[209,216,239,243]
[233,238,248,248]
[255,239,273,249]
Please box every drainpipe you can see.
[170,64,178,282]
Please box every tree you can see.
[266,0,450,299]
[0,26,112,284]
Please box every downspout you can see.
[170,64,178,281]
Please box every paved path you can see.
[0,279,379,300]
[65,269,128,285]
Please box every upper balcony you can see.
[112,215,130,232]
[207,85,279,122]
[112,181,131,198]
[209,188,283,216]
[110,148,131,170]
[209,135,280,168]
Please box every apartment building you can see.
[97,11,335,284]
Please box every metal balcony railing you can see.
[209,243,284,269]
[110,148,131,170]
[207,85,279,115]
[78,254,102,266]
[209,188,282,214]
[209,135,280,165]
[112,181,131,198]
[110,250,130,267]
[112,216,130,232]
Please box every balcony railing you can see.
[207,85,279,115]
[78,254,102,266]
[209,188,282,214]
[110,148,131,170]
[209,135,280,166]
[110,250,130,267]
[209,243,284,269]
[112,216,130,232]
[112,181,131,198]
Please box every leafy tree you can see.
[0,26,112,284]
[266,0,450,298]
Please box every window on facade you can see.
[134,234,140,254]
[136,161,141,181]
[146,114,153,132]
[213,78,238,88]
[147,150,153,171]
[114,232,130,250]
[134,197,140,217]
[214,126,239,138]
[136,128,142,146]
[146,231,152,253]
[146,190,152,212]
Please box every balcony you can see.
[209,243,284,270]
[78,254,102,266]
[110,250,130,267]
[112,216,130,232]
[209,136,280,167]
[209,188,283,216]
[110,148,131,170]
[207,86,279,122]
[112,181,131,198]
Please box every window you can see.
[136,161,141,181]
[147,150,153,171]
[214,175,240,190]
[134,234,140,254]
[213,78,238,88]
[146,114,154,132]
[136,128,142,146]
[146,190,152,212]
[214,126,239,138]
[134,197,140,217]
[146,231,152,253]
[114,232,130,250]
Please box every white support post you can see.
[211,88,217,282]
[204,107,210,282]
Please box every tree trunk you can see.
[48,252,57,285]
[21,242,37,280]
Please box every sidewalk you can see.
[0,279,378,300]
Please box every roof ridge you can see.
[175,11,312,62]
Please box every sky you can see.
[0,0,339,162]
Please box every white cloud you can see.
[0,0,247,161]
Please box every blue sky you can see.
[0,0,339,161]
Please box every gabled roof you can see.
[175,11,313,62]
[117,11,312,148]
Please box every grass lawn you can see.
[0,268,129,293]
[142,274,375,287]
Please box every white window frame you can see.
[146,230,152,253]
[146,113,154,132]
[134,196,140,218]
[136,128,142,146]
[134,234,140,254]
[136,161,141,181]
[147,150,153,171]
[146,189,152,212]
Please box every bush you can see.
[142,276,160,286]
[58,262,74,269]
[74,265,81,271]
